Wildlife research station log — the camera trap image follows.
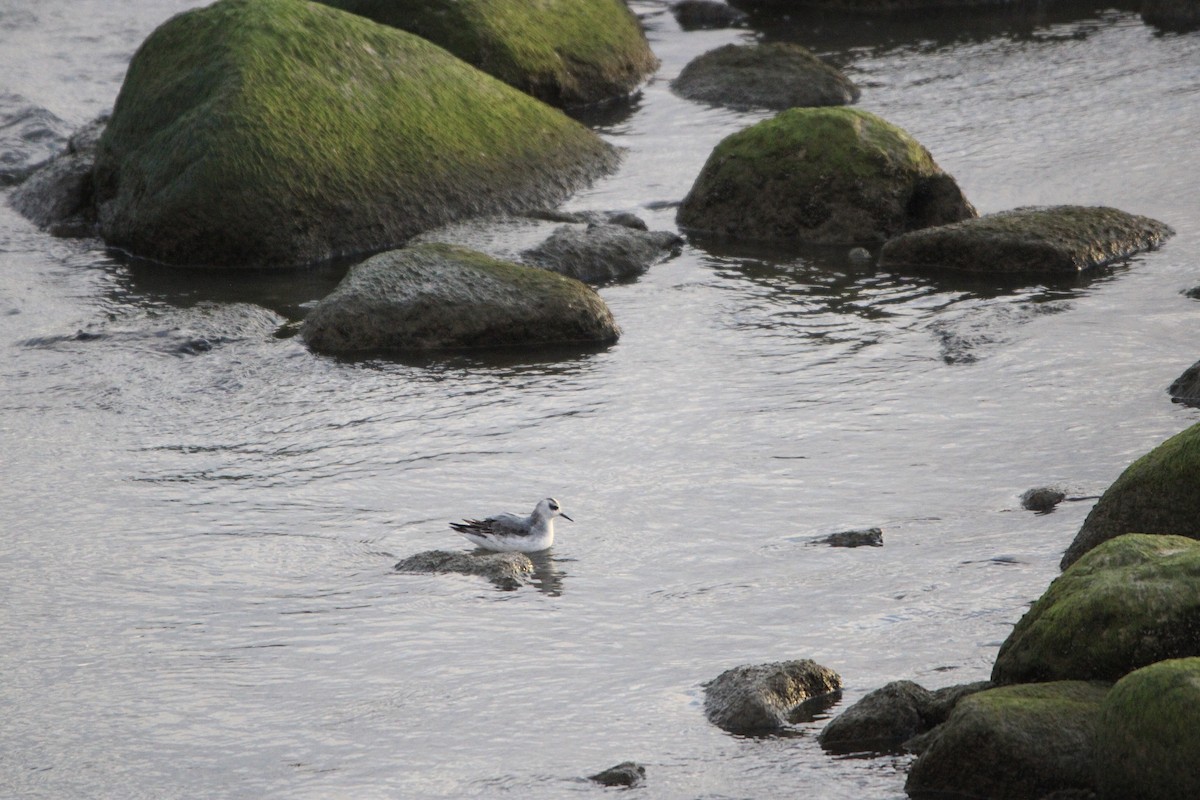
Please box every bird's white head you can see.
[535,497,573,522]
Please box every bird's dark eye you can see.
[549,501,559,511]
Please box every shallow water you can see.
[2,1,1198,798]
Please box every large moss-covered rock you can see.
[905,681,1108,800]
[301,243,620,353]
[1094,658,1200,800]
[879,206,1174,275]
[677,108,975,245]
[671,43,859,111]
[703,659,842,734]
[1061,423,1200,569]
[317,0,658,108]
[92,0,618,269]
[993,535,1200,685]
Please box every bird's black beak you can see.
[561,513,574,522]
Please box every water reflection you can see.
[527,551,567,597]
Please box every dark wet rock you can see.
[905,681,1108,800]
[1183,286,1200,300]
[521,223,682,284]
[1142,0,1200,32]
[703,659,842,734]
[1021,487,1066,513]
[394,549,534,591]
[817,527,883,547]
[847,246,873,264]
[1167,359,1200,407]
[1095,657,1200,800]
[879,206,1174,275]
[317,0,658,108]
[0,97,73,186]
[301,243,620,354]
[527,209,649,230]
[819,679,991,754]
[995,534,1200,685]
[588,761,646,787]
[677,108,975,245]
[1061,422,1200,569]
[672,43,859,111]
[672,0,748,29]
[9,116,107,237]
[92,0,617,269]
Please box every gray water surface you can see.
[2,2,1199,798]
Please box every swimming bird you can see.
[450,497,573,553]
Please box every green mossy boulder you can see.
[92,0,618,269]
[671,43,859,111]
[1061,423,1200,569]
[300,243,620,353]
[317,0,658,108]
[879,206,1174,275]
[993,535,1200,686]
[904,681,1108,800]
[1094,658,1200,800]
[677,108,975,245]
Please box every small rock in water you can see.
[818,528,883,548]
[848,247,873,264]
[703,659,842,734]
[1168,359,1200,408]
[394,549,534,591]
[1021,487,1066,513]
[588,761,646,787]
[672,0,747,30]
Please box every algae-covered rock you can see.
[521,223,682,284]
[905,681,1108,800]
[878,206,1174,275]
[993,535,1200,686]
[677,108,975,245]
[672,43,859,111]
[317,0,658,108]
[1094,658,1200,800]
[703,659,842,734]
[394,549,534,590]
[1061,423,1200,569]
[92,0,618,269]
[301,243,620,354]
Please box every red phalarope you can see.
[450,498,573,553]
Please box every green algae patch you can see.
[880,205,1174,274]
[1095,658,1200,800]
[993,534,1200,685]
[905,681,1108,800]
[300,243,620,353]
[92,0,618,269]
[1061,422,1200,569]
[317,0,658,108]
[676,107,975,245]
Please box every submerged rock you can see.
[816,527,883,547]
[994,534,1200,685]
[1095,658,1200,800]
[878,206,1174,275]
[521,223,682,283]
[672,43,859,111]
[92,0,617,269]
[671,0,747,29]
[317,0,658,108]
[301,243,620,354]
[588,761,646,788]
[394,549,534,590]
[905,681,1108,800]
[9,115,107,236]
[677,108,975,245]
[1021,487,1066,513]
[703,659,842,734]
[1061,422,1200,569]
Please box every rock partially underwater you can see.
[317,0,658,108]
[91,0,617,269]
[301,243,620,354]
[672,43,859,111]
[394,549,534,591]
[9,116,107,237]
[879,205,1174,275]
[521,223,682,284]
[703,659,842,734]
[677,108,975,245]
[817,679,990,754]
